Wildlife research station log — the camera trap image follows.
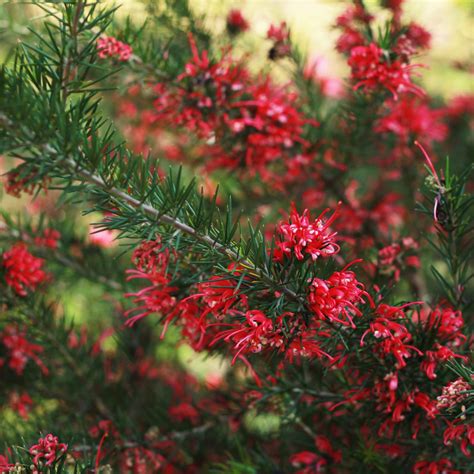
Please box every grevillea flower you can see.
[314,435,342,463]
[413,391,438,419]
[29,434,67,468]
[420,345,466,380]
[377,336,423,369]
[97,36,132,61]
[191,263,247,319]
[290,451,326,474]
[348,43,423,99]
[34,228,60,249]
[124,271,178,328]
[443,421,474,457]
[151,35,317,188]
[211,310,276,364]
[2,243,47,296]
[0,454,13,472]
[437,378,472,411]
[276,204,339,261]
[426,305,465,344]
[360,302,420,346]
[376,98,447,146]
[8,391,33,419]
[412,458,458,474]
[124,240,178,328]
[168,402,200,424]
[308,264,372,328]
[226,9,249,34]
[4,169,49,198]
[285,329,332,363]
[119,447,166,473]
[267,22,290,43]
[0,326,48,375]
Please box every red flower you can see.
[308,265,371,328]
[29,434,68,468]
[377,336,422,369]
[4,170,49,198]
[290,451,326,474]
[276,204,339,262]
[97,36,132,61]
[124,240,178,328]
[0,453,13,472]
[195,274,246,319]
[34,228,60,249]
[443,421,474,457]
[169,402,200,424]
[376,98,447,146]
[412,458,459,474]
[426,305,465,344]
[8,391,33,419]
[211,310,276,364]
[348,43,423,99]
[420,345,466,380]
[124,269,178,328]
[2,243,47,296]
[267,22,289,42]
[226,9,249,34]
[336,28,365,54]
[314,435,342,463]
[0,326,48,375]
[413,391,438,419]
[437,378,472,411]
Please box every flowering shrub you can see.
[0,0,472,473]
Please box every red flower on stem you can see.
[29,434,68,468]
[2,243,48,296]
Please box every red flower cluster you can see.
[376,237,420,281]
[275,205,339,261]
[426,305,466,345]
[334,4,372,54]
[34,228,60,249]
[8,391,33,419]
[4,169,49,198]
[2,243,47,296]
[348,43,423,99]
[226,9,249,35]
[437,378,472,411]
[90,419,169,472]
[267,22,290,43]
[0,325,48,375]
[124,240,177,328]
[97,36,132,61]
[394,22,431,60]
[152,34,316,187]
[29,434,68,469]
[376,98,447,153]
[443,421,474,457]
[413,458,459,474]
[266,22,291,59]
[0,454,13,472]
[309,265,372,328]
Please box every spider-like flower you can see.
[226,9,249,34]
[211,310,278,364]
[29,434,68,468]
[97,36,132,61]
[0,325,48,375]
[348,43,423,99]
[308,265,371,327]
[276,204,339,262]
[2,243,47,296]
[437,378,472,411]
